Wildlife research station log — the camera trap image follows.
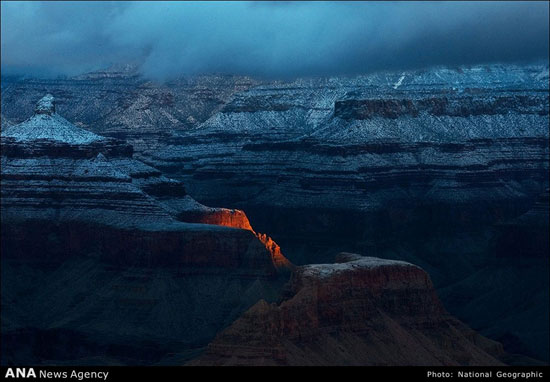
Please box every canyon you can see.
[1,62,548,364]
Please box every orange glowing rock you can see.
[185,208,254,231]
[255,232,293,271]
[176,202,292,271]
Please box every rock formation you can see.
[190,253,505,366]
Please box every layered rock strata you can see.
[145,64,548,221]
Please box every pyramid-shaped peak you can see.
[1,95,104,144]
[35,94,56,115]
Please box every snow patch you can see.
[300,256,419,279]
[393,74,405,89]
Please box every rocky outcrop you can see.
[190,253,505,366]
[174,196,254,230]
[161,195,291,270]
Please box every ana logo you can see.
[4,368,36,378]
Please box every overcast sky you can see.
[1,1,548,80]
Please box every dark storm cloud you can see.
[1,1,548,79]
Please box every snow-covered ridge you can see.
[193,62,549,143]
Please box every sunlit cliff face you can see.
[255,233,292,270]
[183,207,292,271]
[188,209,253,231]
